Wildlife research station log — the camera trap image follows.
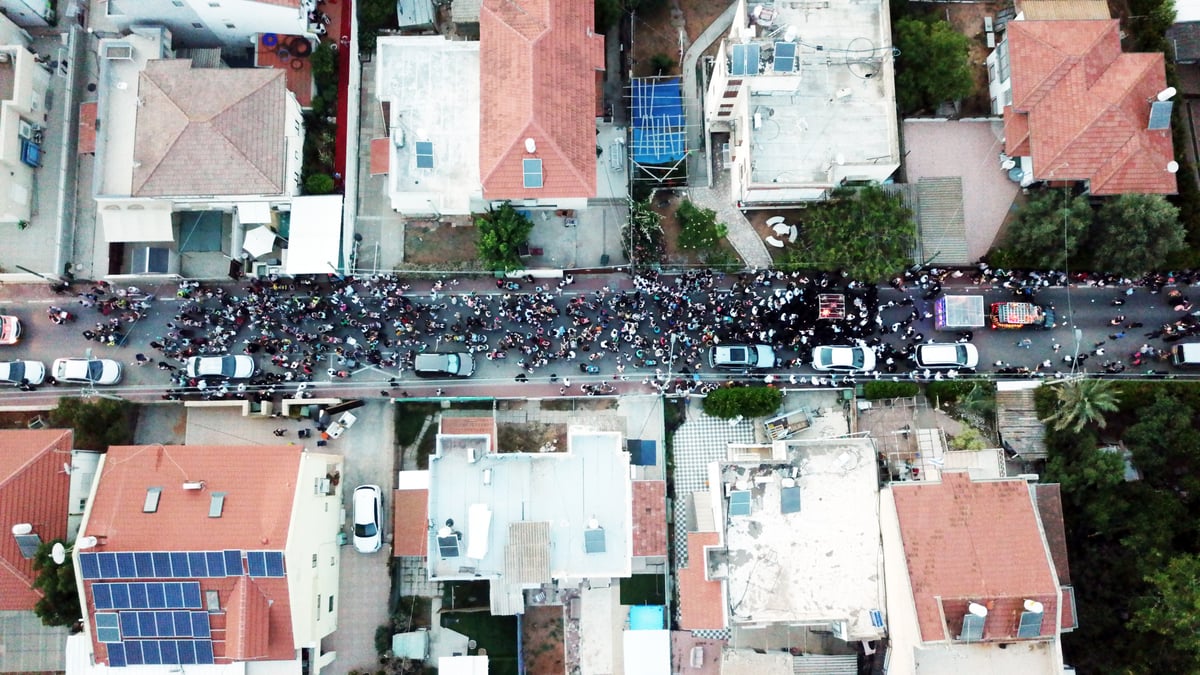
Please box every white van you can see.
[1171,343,1200,366]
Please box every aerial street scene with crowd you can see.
[1,0,1200,673]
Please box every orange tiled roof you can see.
[225,576,272,660]
[892,472,1062,643]
[440,416,497,452]
[478,0,605,200]
[370,137,390,175]
[678,532,724,630]
[631,481,666,557]
[79,102,98,154]
[393,489,429,557]
[0,429,72,611]
[1005,19,1176,194]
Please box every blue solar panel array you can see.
[117,610,211,639]
[107,639,215,667]
[93,582,203,610]
[81,550,284,580]
[773,42,796,72]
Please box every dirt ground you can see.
[631,0,731,78]
[522,605,565,675]
[497,421,567,453]
[0,410,51,429]
[744,207,810,265]
[404,221,480,265]
[650,189,740,266]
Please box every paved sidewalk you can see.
[687,175,773,268]
[682,1,737,189]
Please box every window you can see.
[172,0,184,5]
[205,590,220,613]
[996,40,1010,82]
[328,595,334,612]
[522,158,543,189]
[225,23,236,29]
[988,62,996,82]
[143,487,162,513]
[312,554,318,568]
[192,22,203,28]
[723,80,741,98]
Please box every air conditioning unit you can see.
[17,120,33,140]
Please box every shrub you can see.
[676,200,728,250]
[649,53,675,74]
[476,202,534,272]
[949,426,989,451]
[305,173,336,195]
[702,386,783,419]
[48,397,134,451]
[925,380,977,406]
[862,381,919,400]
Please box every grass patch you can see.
[619,573,667,606]
[440,611,519,675]
[395,403,439,446]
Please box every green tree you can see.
[32,540,81,627]
[675,200,728,250]
[1132,553,1200,660]
[1093,194,1186,274]
[948,426,989,451]
[624,199,665,269]
[1124,391,1200,503]
[475,203,534,272]
[48,397,134,451]
[894,18,975,113]
[703,386,783,419]
[358,0,397,53]
[304,173,336,195]
[798,186,916,280]
[1002,190,1092,269]
[1040,378,1121,433]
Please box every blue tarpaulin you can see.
[626,439,657,466]
[630,78,687,165]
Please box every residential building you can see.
[478,0,604,208]
[398,417,632,616]
[881,472,1077,674]
[703,0,900,204]
[987,18,1177,194]
[374,36,482,217]
[0,0,52,28]
[0,11,50,228]
[93,0,312,56]
[92,27,304,278]
[0,430,76,672]
[71,444,344,673]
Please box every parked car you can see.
[185,355,256,379]
[414,352,476,378]
[0,360,45,386]
[52,358,122,385]
[0,315,21,345]
[914,343,979,369]
[708,344,777,369]
[352,485,382,553]
[811,345,876,372]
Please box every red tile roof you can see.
[79,102,98,154]
[1004,19,1176,194]
[83,445,302,664]
[631,481,666,557]
[892,473,1062,643]
[0,429,72,611]
[440,416,497,452]
[393,489,429,557]
[1034,484,1071,585]
[370,137,390,176]
[478,0,605,200]
[678,532,724,631]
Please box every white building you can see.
[92,0,313,56]
[92,27,304,277]
[374,36,482,217]
[0,0,53,27]
[704,0,900,204]
[0,11,50,227]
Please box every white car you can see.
[185,355,256,380]
[708,344,777,369]
[914,343,979,369]
[0,315,21,345]
[0,360,45,386]
[52,358,122,385]
[811,345,876,373]
[352,485,382,554]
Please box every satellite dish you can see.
[1168,160,1180,173]
[1023,599,1044,613]
[524,138,536,153]
[968,602,989,617]
[10,523,31,536]
[1157,87,1178,102]
[51,542,66,565]
[784,26,799,42]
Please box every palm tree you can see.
[1042,378,1122,433]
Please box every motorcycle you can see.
[579,363,600,374]
[47,307,74,324]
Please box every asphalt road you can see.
[0,274,1194,407]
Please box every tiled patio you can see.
[255,33,313,106]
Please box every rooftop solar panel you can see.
[780,486,801,513]
[134,552,155,578]
[111,583,130,609]
[265,551,285,577]
[164,582,184,609]
[142,639,161,665]
[94,583,113,610]
[187,552,207,578]
[192,612,211,638]
[108,643,127,667]
[170,552,189,578]
[522,158,543,189]
[958,613,985,640]
[224,549,242,576]
[147,582,166,608]
[156,612,174,637]
[98,552,119,578]
[1016,611,1043,638]
[178,639,197,665]
[773,42,796,72]
[159,639,178,666]
[206,551,224,576]
[196,639,214,664]
[152,552,172,578]
[584,528,606,554]
[124,640,143,666]
[138,611,155,637]
[729,490,752,516]
[415,141,434,169]
[730,43,760,76]
[175,611,192,637]
[438,535,460,558]
[182,582,202,609]
[1149,100,1173,130]
[121,612,139,638]
[116,552,137,578]
[129,583,148,609]
[81,552,101,579]
[247,551,267,577]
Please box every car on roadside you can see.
[914,343,979,369]
[708,344,777,370]
[413,352,475,378]
[51,358,122,385]
[0,316,21,345]
[0,360,45,386]
[185,355,257,380]
[352,485,382,553]
[811,345,876,373]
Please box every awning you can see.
[237,201,273,224]
[622,630,670,675]
[99,203,175,243]
[285,195,344,275]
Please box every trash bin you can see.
[600,254,610,266]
